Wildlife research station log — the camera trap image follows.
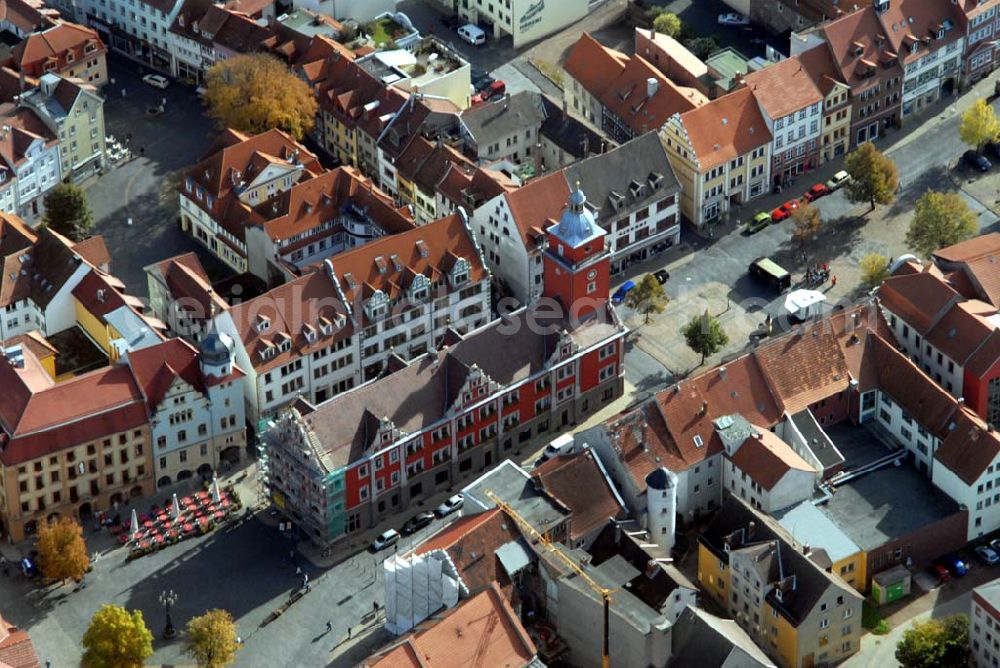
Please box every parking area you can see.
[85,54,231,297]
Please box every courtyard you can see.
[84,53,232,297]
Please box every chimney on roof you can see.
[700,400,708,415]
[645,560,658,579]
[747,520,755,540]
[803,543,811,556]
[647,77,659,99]
[719,366,727,380]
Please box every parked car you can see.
[746,211,771,234]
[936,555,969,577]
[803,183,830,202]
[825,170,851,191]
[457,23,486,45]
[930,563,951,584]
[612,280,636,304]
[976,545,1000,565]
[770,199,799,222]
[401,512,435,535]
[371,529,400,551]
[718,13,750,26]
[964,149,992,172]
[142,74,169,89]
[435,494,464,517]
[472,80,506,105]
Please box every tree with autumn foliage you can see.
[36,516,89,584]
[82,604,154,668]
[186,609,241,668]
[203,54,317,140]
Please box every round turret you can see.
[555,184,600,247]
[645,467,677,553]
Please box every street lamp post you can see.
[159,589,178,639]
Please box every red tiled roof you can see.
[72,236,110,269]
[531,449,626,542]
[562,32,629,100]
[416,508,519,593]
[877,271,961,334]
[728,428,814,491]
[597,55,706,135]
[329,212,486,312]
[936,408,1000,485]
[675,87,771,171]
[745,54,824,120]
[933,233,1000,307]
[0,354,148,466]
[0,613,40,668]
[182,128,323,242]
[252,166,414,243]
[12,23,105,78]
[821,5,903,91]
[502,171,571,248]
[362,583,536,668]
[225,269,352,373]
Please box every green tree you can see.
[906,190,978,258]
[790,201,822,247]
[36,516,89,584]
[683,36,720,60]
[844,142,899,211]
[204,53,318,140]
[625,273,669,323]
[959,98,1000,152]
[43,183,94,241]
[895,614,969,668]
[82,604,154,668]
[859,253,890,288]
[186,609,240,668]
[682,311,729,365]
[652,12,681,38]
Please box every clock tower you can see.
[542,183,610,320]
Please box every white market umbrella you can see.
[211,475,222,504]
[130,508,140,540]
[784,289,826,317]
[172,493,182,519]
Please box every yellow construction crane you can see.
[483,489,615,668]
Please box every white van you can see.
[458,23,486,45]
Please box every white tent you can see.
[784,289,826,319]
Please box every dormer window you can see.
[366,290,388,321]
[65,53,74,63]
[303,325,317,343]
[85,43,97,53]
[629,180,644,198]
[206,195,215,208]
[185,177,193,192]
[910,41,919,54]
[937,28,945,39]
[256,315,270,332]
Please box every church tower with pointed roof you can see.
[542,183,610,319]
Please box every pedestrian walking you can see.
[347,626,352,639]
[326,620,332,633]
[295,566,302,576]
[121,88,126,98]
[831,275,837,287]
[373,601,378,613]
